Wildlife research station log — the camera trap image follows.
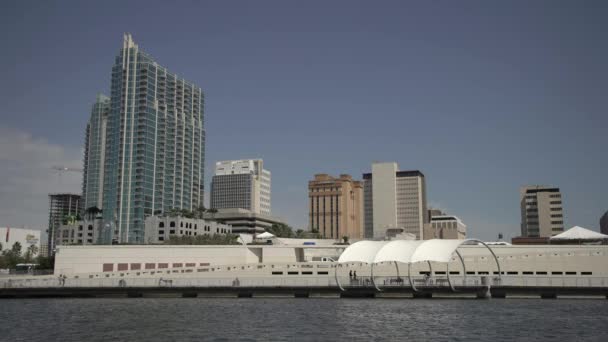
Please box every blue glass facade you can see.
[102,34,205,243]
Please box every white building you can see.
[211,159,271,215]
[0,227,41,254]
[363,162,428,239]
[425,215,467,240]
[56,219,103,246]
[144,216,232,244]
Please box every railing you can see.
[1,275,607,290]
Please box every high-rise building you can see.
[363,162,428,239]
[308,174,364,239]
[520,185,564,237]
[102,34,205,243]
[48,193,82,254]
[82,94,110,211]
[600,210,608,235]
[210,159,271,215]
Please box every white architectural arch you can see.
[335,239,501,292]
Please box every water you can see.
[1,298,607,341]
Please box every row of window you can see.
[103,262,210,272]
[419,271,592,276]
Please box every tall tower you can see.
[210,159,271,215]
[102,34,205,243]
[520,185,564,237]
[82,94,110,211]
[363,162,427,239]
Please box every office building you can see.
[424,215,467,240]
[601,211,608,235]
[48,193,82,254]
[210,159,271,215]
[102,34,205,244]
[144,216,232,244]
[82,94,110,211]
[520,185,564,237]
[308,174,364,239]
[56,218,103,246]
[363,162,428,239]
[203,208,284,234]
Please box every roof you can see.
[338,239,495,265]
[550,226,608,240]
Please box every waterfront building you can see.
[0,227,41,253]
[143,216,232,244]
[363,162,428,239]
[424,215,466,239]
[308,174,364,239]
[102,34,205,244]
[48,193,82,254]
[56,218,103,246]
[520,185,564,237]
[82,94,110,211]
[210,159,271,215]
[601,210,608,235]
[203,208,284,234]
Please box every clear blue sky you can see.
[1,0,606,240]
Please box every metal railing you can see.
[1,275,607,290]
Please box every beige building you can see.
[308,174,364,239]
[520,185,564,237]
[363,163,428,239]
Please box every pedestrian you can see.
[353,271,357,280]
[349,270,353,278]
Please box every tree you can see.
[11,242,22,256]
[24,244,39,263]
[267,223,295,238]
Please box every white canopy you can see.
[338,238,498,267]
[550,226,608,240]
[338,241,388,264]
[256,232,275,239]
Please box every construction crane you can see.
[51,166,83,186]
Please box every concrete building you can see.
[424,215,467,240]
[144,216,232,244]
[56,218,103,246]
[48,193,82,254]
[363,162,428,239]
[520,185,564,237]
[601,210,608,235]
[0,227,41,254]
[82,94,110,211]
[38,244,49,258]
[211,159,271,215]
[204,208,284,234]
[308,174,364,239]
[102,34,205,244]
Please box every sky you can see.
[0,0,606,241]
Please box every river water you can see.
[2,298,607,341]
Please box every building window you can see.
[130,263,141,270]
[117,263,128,271]
[145,263,155,269]
[88,225,93,230]
[173,263,183,268]
[103,263,113,272]
[159,222,165,228]
[158,263,168,269]
[170,221,175,227]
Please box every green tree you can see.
[24,244,39,263]
[267,223,295,238]
[37,255,55,270]
[11,242,22,256]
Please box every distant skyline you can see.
[1,1,607,241]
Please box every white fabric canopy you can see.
[373,240,424,264]
[550,226,608,240]
[410,239,464,263]
[256,232,275,239]
[337,241,388,264]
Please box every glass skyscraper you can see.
[82,94,110,211]
[101,34,205,243]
